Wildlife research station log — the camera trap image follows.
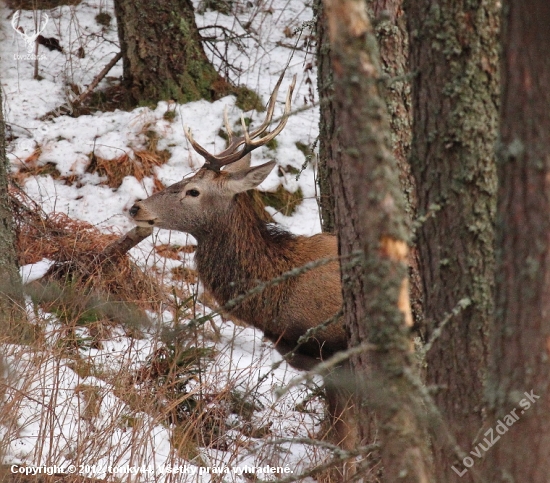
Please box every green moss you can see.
[295,141,313,158]
[178,16,191,36]
[265,138,278,150]
[233,86,265,112]
[163,110,177,122]
[259,185,303,216]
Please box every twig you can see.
[72,51,123,107]
[420,297,471,357]
[264,436,376,457]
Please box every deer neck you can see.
[194,193,296,307]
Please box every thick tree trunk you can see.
[484,2,550,482]
[114,0,228,105]
[405,1,499,481]
[367,0,412,203]
[323,1,433,481]
[0,91,23,322]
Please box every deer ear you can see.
[223,153,252,173]
[226,161,276,193]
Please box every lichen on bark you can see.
[405,0,499,480]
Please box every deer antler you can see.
[185,72,297,171]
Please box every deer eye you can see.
[186,189,200,197]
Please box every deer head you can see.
[129,74,296,238]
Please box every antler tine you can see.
[243,70,286,142]
[184,126,222,166]
[185,73,296,171]
[223,106,233,144]
[214,70,287,156]
[242,73,296,149]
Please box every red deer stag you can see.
[129,75,355,469]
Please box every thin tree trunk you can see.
[323,1,434,481]
[405,0,499,481]
[484,2,550,481]
[0,90,23,322]
[114,0,229,105]
[314,0,336,233]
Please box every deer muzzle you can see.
[129,201,157,227]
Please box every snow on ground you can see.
[1,0,327,480]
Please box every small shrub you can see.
[95,12,111,27]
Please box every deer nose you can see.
[129,202,141,218]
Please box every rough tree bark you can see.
[484,2,550,482]
[323,0,433,481]
[114,0,229,105]
[0,89,23,322]
[367,0,412,205]
[366,0,425,330]
[314,0,336,233]
[405,0,499,481]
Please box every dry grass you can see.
[86,150,167,190]
[154,244,196,260]
[12,149,72,186]
[9,184,165,327]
